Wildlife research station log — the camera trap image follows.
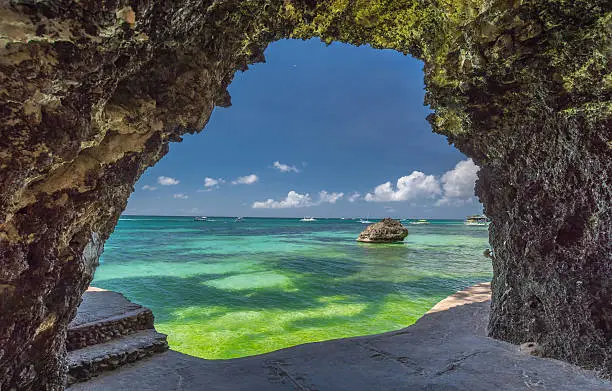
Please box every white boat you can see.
[234,217,244,222]
[359,219,373,224]
[410,219,430,225]
[194,216,207,221]
[464,215,490,226]
[300,217,316,222]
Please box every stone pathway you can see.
[67,288,168,385]
[68,285,610,390]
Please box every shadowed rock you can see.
[357,218,409,243]
[0,1,609,388]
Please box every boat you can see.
[234,217,244,222]
[359,219,373,224]
[193,216,207,221]
[464,215,490,226]
[300,217,316,222]
[409,219,430,225]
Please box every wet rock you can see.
[357,218,408,243]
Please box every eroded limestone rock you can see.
[0,0,609,389]
[357,218,409,243]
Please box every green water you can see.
[93,216,492,359]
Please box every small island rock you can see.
[357,218,409,243]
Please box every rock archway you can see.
[0,0,609,389]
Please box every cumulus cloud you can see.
[365,171,441,202]
[158,176,180,186]
[142,185,157,191]
[273,161,300,173]
[348,192,361,203]
[253,191,312,209]
[363,159,480,206]
[252,189,344,209]
[232,174,259,185]
[173,193,189,199]
[204,177,224,188]
[436,159,479,206]
[318,190,344,204]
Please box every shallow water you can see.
[93,216,492,359]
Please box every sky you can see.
[125,39,483,219]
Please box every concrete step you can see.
[68,288,155,350]
[67,329,169,385]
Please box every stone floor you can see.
[69,288,147,328]
[67,288,168,384]
[68,284,610,391]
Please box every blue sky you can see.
[125,39,483,218]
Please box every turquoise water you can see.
[93,216,492,359]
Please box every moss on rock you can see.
[0,0,609,388]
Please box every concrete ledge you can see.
[67,330,168,385]
[69,284,610,390]
[68,288,155,350]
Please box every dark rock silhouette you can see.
[0,1,609,388]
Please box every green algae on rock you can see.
[0,0,610,389]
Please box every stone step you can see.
[68,288,155,350]
[67,329,169,385]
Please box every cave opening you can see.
[93,38,491,359]
[0,1,609,389]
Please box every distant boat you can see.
[410,219,430,225]
[300,217,316,222]
[234,217,244,222]
[464,215,490,226]
[194,216,207,221]
[359,219,373,224]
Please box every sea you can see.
[92,216,492,359]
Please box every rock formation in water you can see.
[357,218,409,243]
[0,0,609,389]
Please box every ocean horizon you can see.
[93,216,492,359]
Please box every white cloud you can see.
[253,191,313,209]
[365,171,441,202]
[142,185,157,191]
[348,192,361,203]
[273,161,300,173]
[318,190,344,204]
[173,193,189,199]
[204,177,225,188]
[252,189,344,209]
[158,176,180,186]
[436,159,479,206]
[232,174,259,185]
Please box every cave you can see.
[0,0,610,389]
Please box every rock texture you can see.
[356,218,409,243]
[66,287,168,385]
[67,288,155,351]
[0,0,610,389]
[67,330,168,385]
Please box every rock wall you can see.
[0,0,609,389]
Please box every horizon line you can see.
[120,214,470,220]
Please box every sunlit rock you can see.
[357,218,409,243]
